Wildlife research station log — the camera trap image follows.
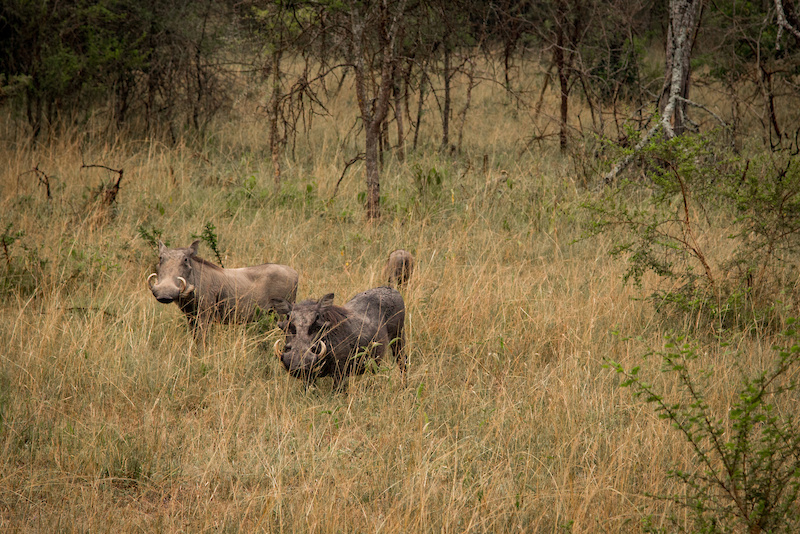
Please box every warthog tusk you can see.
[147,273,158,288]
[177,277,187,294]
[317,340,327,358]
[273,339,283,359]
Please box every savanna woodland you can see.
[2,0,800,532]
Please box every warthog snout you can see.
[281,340,327,376]
[149,274,189,304]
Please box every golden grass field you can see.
[1,58,799,532]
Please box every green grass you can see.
[0,61,798,532]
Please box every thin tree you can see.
[348,0,407,220]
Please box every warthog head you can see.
[148,240,198,304]
[272,294,342,380]
[384,249,414,287]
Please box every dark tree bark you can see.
[269,46,284,190]
[413,68,426,151]
[547,1,587,152]
[554,7,569,151]
[455,57,477,154]
[441,37,452,152]
[393,60,406,161]
[350,0,407,220]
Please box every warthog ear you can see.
[318,293,335,309]
[158,240,166,255]
[189,239,200,256]
[270,298,293,316]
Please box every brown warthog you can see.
[148,240,298,330]
[383,249,414,287]
[272,286,405,389]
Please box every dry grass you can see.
[0,58,798,533]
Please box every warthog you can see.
[148,240,298,330]
[384,249,414,287]
[272,286,406,389]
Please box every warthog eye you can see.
[310,317,329,335]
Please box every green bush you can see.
[608,323,800,533]
[584,130,800,329]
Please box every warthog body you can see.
[148,240,298,329]
[384,249,414,287]
[273,287,406,389]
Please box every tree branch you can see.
[776,0,800,49]
[330,153,365,202]
[601,121,663,187]
[675,96,727,128]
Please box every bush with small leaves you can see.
[607,322,800,533]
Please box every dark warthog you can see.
[148,240,298,330]
[384,249,414,287]
[272,287,406,389]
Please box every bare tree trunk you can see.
[554,2,582,152]
[393,61,406,161]
[380,117,388,169]
[659,0,702,137]
[441,40,451,152]
[364,120,382,219]
[757,65,783,147]
[456,57,476,154]
[555,18,569,152]
[413,69,426,151]
[26,89,42,140]
[350,0,407,220]
[533,61,554,120]
[269,46,283,191]
[351,15,379,219]
[504,40,513,92]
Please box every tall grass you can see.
[0,59,797,532]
